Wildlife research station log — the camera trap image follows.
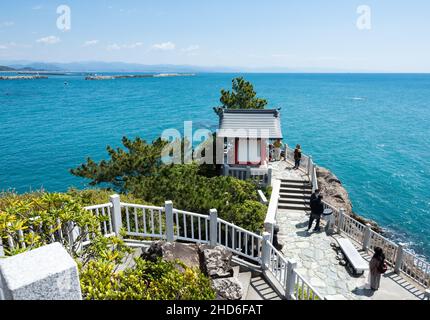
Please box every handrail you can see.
[264,180,281,233]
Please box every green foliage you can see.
[0,191,130,262]
[80,258,215,300]
[127,164,265,232]
[215,77,268,115]
[70,137,167,192]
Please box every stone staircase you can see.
[232,265,282,300]
[278,178,312,212]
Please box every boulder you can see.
[141,241,201,270]
[201,246,234,279]
[211,277,243,300]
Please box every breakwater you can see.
[85,73,195,80]
[0,75,48,80]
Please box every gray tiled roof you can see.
[217,109,283,139]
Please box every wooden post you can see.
[209,209,218,247]
[395,243,405,274]
[362,224,372,252]
[286,259,298,300]
[261,232,271,271]
[165,201,174,242]
[110,194,122,236]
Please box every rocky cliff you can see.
[316,166,382,233]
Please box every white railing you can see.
[84,203,115,239]
[293,270,322,300]
[400,251,430,288]
[120,202,165,239]
[262,239,323,300]
[217,218,262,263]
[224,165,272,187]
[264,180,281,234]
[173,209,210,244]
[285,144,430,291]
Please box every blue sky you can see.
[1,0,430,71]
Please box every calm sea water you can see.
[1,73,429,258]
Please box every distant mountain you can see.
[0,65,16,71]
[0,60,244,73]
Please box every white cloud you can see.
[83,40,99,47]
[0,21,15,28]
[151,41,176,51]
[36,36,60,44]
[107,43,121,51]
[32,5,43,10]
[0,45,7,50]
[182,45,200,52]
[106,42,143,51]
[123,42,143,49]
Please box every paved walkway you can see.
[272,160,425,300]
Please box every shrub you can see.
[79,258,215,300]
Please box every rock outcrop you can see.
[316,166,353,214]
[201,246,234,279]
[317,166,382,233]
[141,241,201,270]
[211,277,243,300]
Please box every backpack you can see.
[377,260,388,274]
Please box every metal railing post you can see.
[261,232,271,271]
[286,259,298,300]
[209,209,218,247]
[363,224,372,252]
[395,243,405,274]
[110,194,122,236]
[165,201,174,242]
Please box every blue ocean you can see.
[1,73,429,258]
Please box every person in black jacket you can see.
[308,194,324,232]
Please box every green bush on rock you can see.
[79,258,215,300]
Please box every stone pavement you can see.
[272,160,425,300]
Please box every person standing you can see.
[369,247,387,291]
[308,194,324,232]
[273,139,282,161]
[293,144,302,169]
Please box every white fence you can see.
[261,238,322,300]
[224,165,272,187]
[84,195,323,300]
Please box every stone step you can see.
[281,182,312,189]
[280,187,312,194]
[233,266,252,300]
[280,179,310,184]
[278,203,311,211]
[238,272,252,300]
[279,192,311,199]
[278,198,310,205]
[245,275,283,300]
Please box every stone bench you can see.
[337,238,369,276]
